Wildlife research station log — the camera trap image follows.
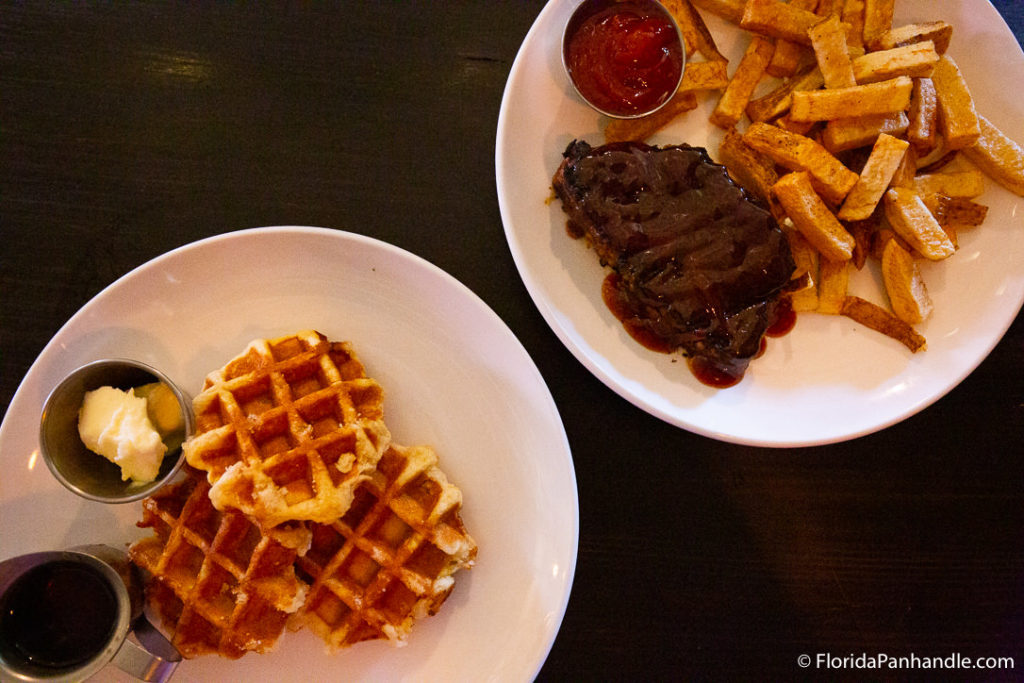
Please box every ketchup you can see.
[564,0,685,118]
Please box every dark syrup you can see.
[0,560,118,669]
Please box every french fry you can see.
[931,55,980,150]
[881,239,933,324]
[710,35,775,129]
[861,0,894,45]
[817,257,850,314]
[912,169,985,202]
[784,226,821,312]
[821,111,908,154]
[719,126,779,209]
[808,14,856,89]
[766,0,818,78]
[766,36,810,79]
[845,216,877,269]
[678,60,731,92]
[851,41,938,84]
[873,21,953,55]
[961,114,1024,197]
[888,143,918,188]
[789,76,913,121]
[745,65,824,122]
[907,77,938,154]
[840,295,927,352]
[842,0,865,48]
[603,92,700,143]
[931,195,988,229]
[870,226,911,261]
[744,122,859,204]
[916,148,958,174]
[773,171,856,261]
[741,121,860,204]
[740,0,822,45]
[882,186,956,260]
[838,133,909,221]
[662,0,727,62]
[815,0,843,20]
[690,0,745,24]
[774,113,818,136]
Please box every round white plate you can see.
[496,0,1024,447]
[0,226,577,682]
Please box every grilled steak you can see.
[552,139,795,386]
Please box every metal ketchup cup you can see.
[561,0,687,119]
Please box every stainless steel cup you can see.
[0,545,180,682]
[39,359,195,503]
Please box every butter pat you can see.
[134,382,184,436]
[78,386,168,482]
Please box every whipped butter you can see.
[78,385,168,482]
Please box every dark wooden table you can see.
[2,2,1022,680]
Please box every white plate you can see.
[496,0,1024,447]
[0,226,577,682]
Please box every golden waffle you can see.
[292,443,477,649]
[184,330,391,527]
[129,470,312,659]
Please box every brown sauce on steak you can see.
[552,140,796,387]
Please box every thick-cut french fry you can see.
[912,169,985,202]
[840,295,927,352]
[931,195,988,228]
[821,111,908,153]
[790,76,912,121]
[931,55,980,150]
[678,60,731,92]
[710,35,775,129]
[740,0,822,45]
[883,187,956,260]
[845,217,877,269]
[881,239,932,324]
[907,77,938,154]
[766,0,818,78]
[888,143,918,188]
[808,14,856,88]
[817,257,850,314]
[662,0,727,62]
[873,21,953,55]
[775,114,818,136]
[766,36,809,79]
[916,148,959,173]
[773,171,856,261]
[852,41,938,84]
[870,226,910,261]
[815,0,843,19]
[774,114,818,136]
[690,0,745,24]
[862,0,894,44]
[603,92,699,143]
[719,127,779,209]
[842,0,865,48]
[838,133,909,220]
[746,65,824,122]
[783,226,820,311]
[961,114,1024,197]
[744,122,859,203]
